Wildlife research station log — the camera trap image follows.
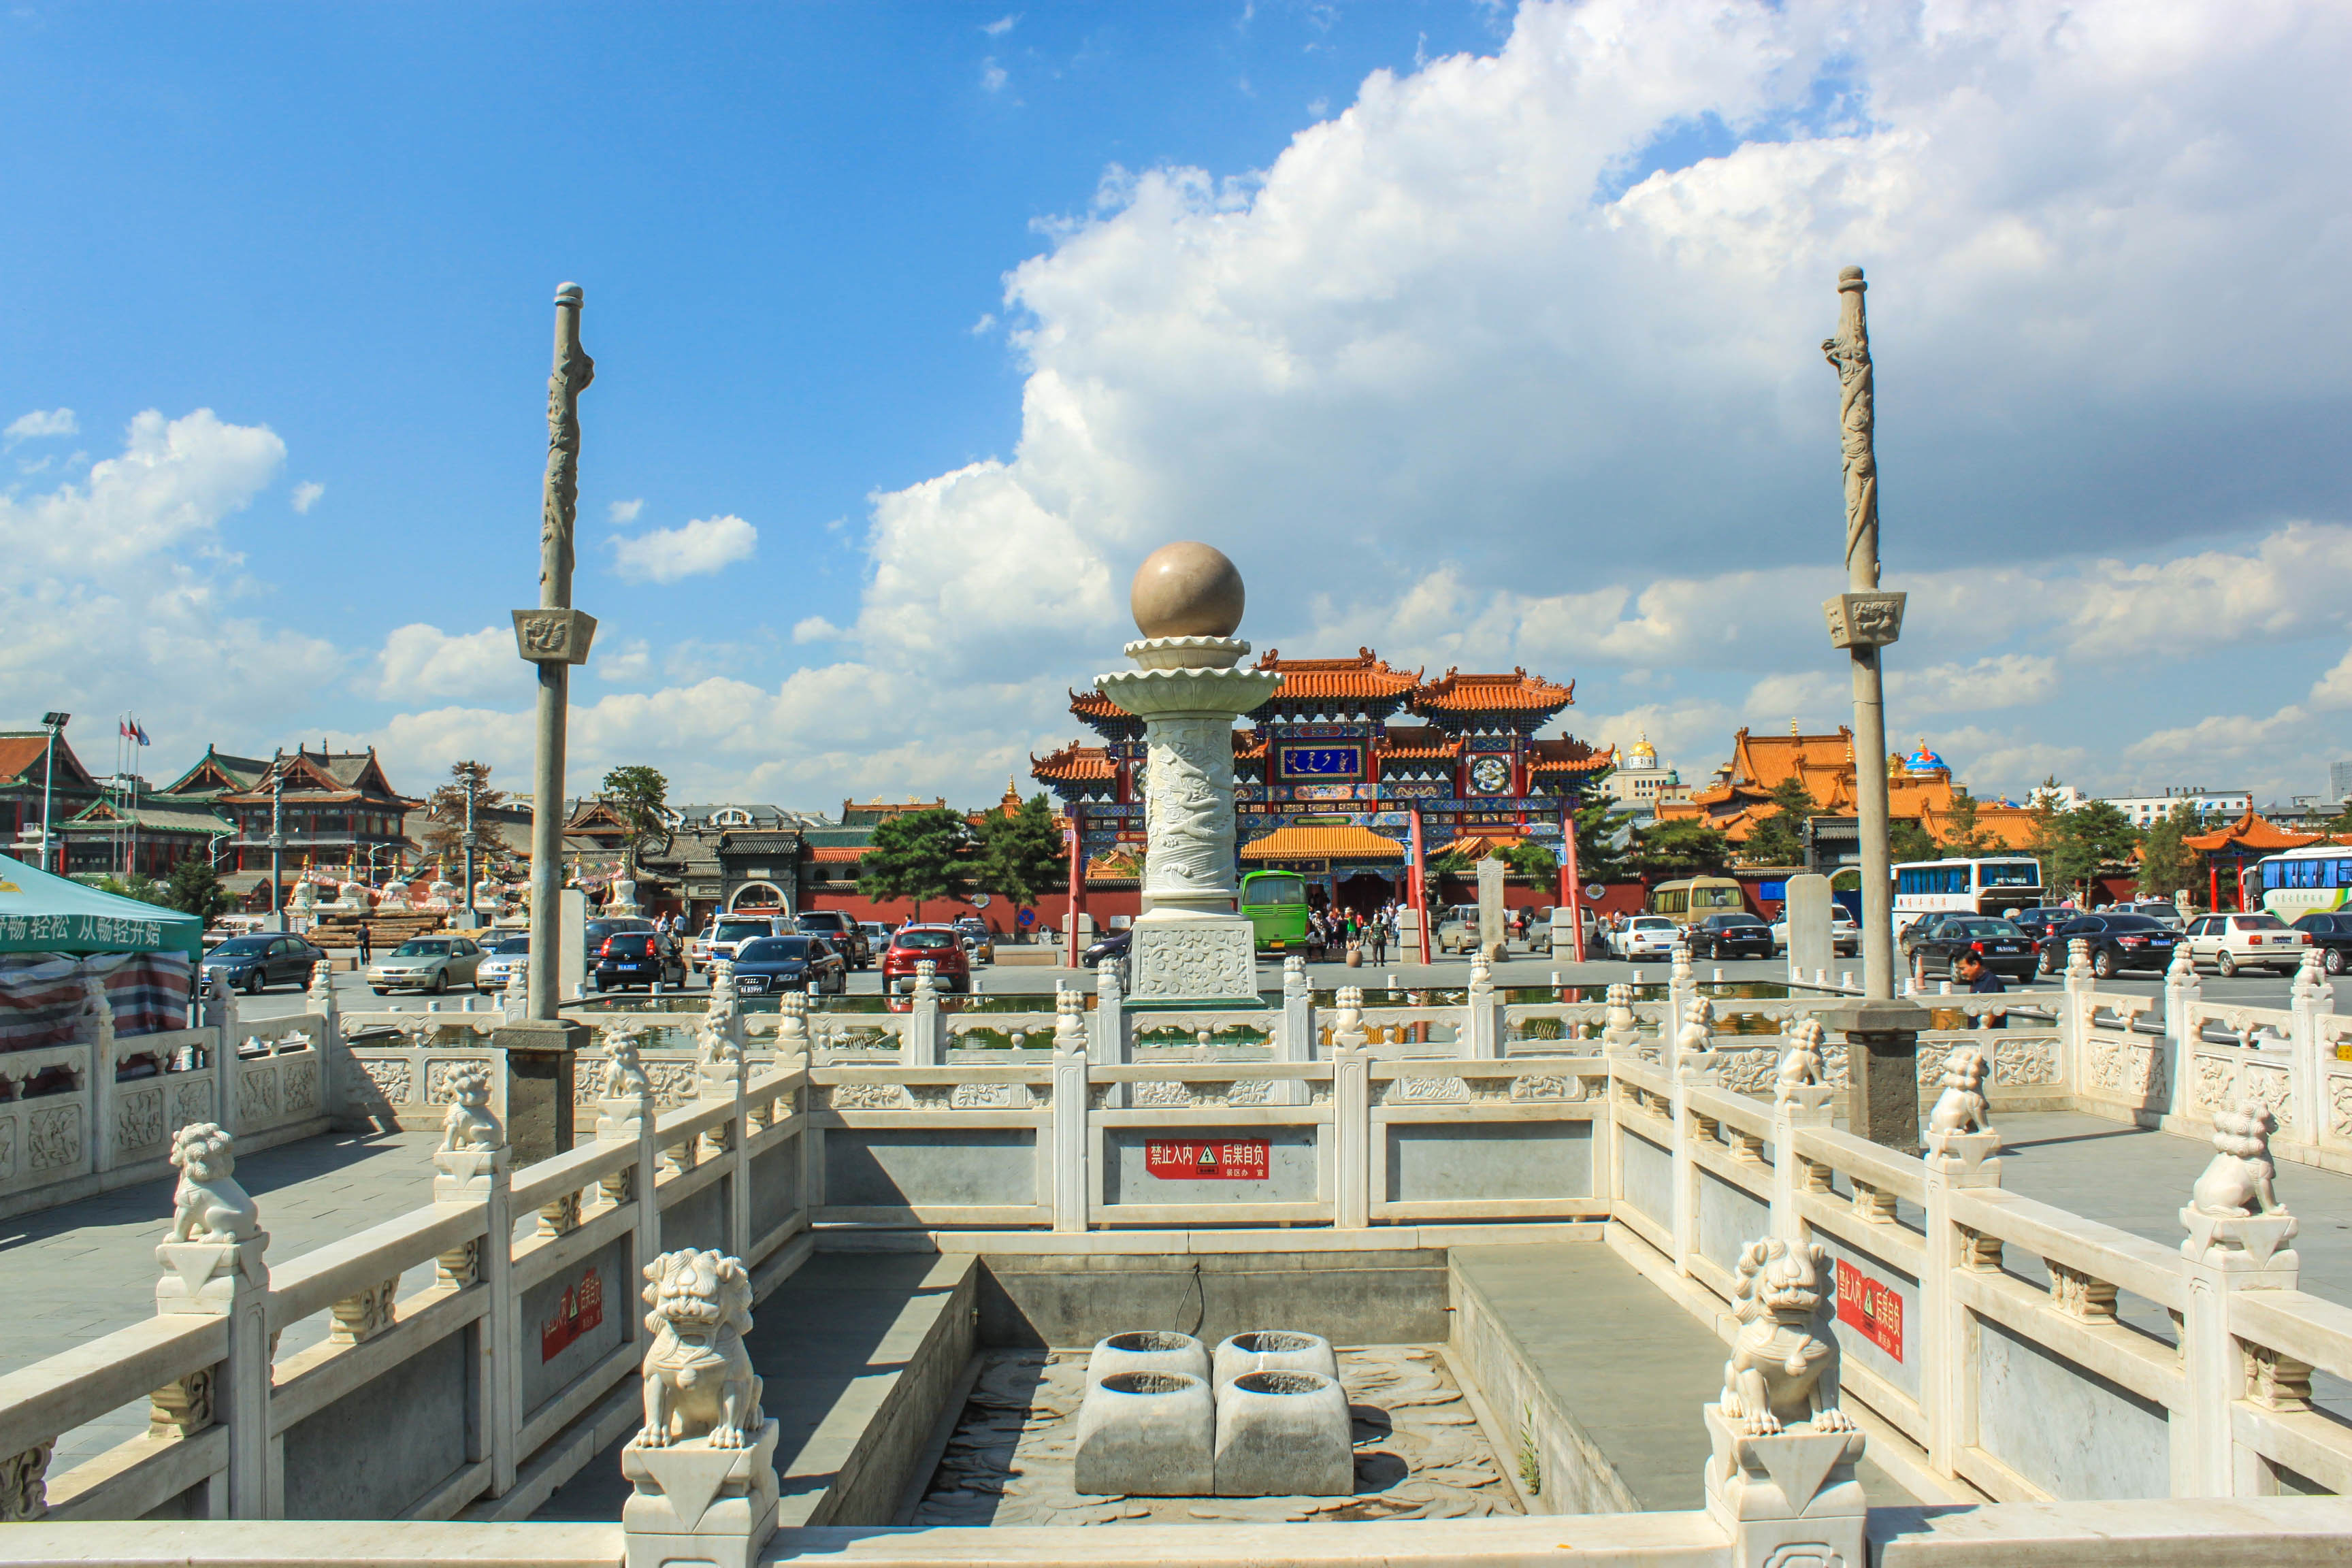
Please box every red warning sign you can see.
[540,1265,606,1362]
[1145,1139,1271,1181]
[1835,1258,1904,1358]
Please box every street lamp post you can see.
[1818,265,1929,1152]
[269,752,286,930]
[37,712,67,875]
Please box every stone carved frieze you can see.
[0,1117,14,1181]
[172,1079,215,1127]
[1991,1039,2057,1085]
[950,1081,1031,1111]
[27,1107,82,1173]
[355,1057,413,1107]
[1132,924,1255,999]
[236,1066,280,1125]
[1382,1076,1472,1105]
[115,1087,166,1152]
[2195,1054,2236,1110]
[0,1441,52,1522]
[2332,1077,2352,1139]
[2240,1063,2292,1129]
[826,1082,913,1111]
[1130,1079,1195,1109]
[283,1059,318,1115]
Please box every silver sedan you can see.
[367,936,486,995]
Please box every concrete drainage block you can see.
[1074,1371,1215,1497]
[1214,1369,1354,1497]
[1086,1330,1209,1389]
[1212,1330,1338,1390]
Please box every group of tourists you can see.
[1303,904,1399,964]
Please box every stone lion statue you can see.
[601,1020,651,1100]
[1925,1045,1993,1137]
[438,1064,502,1152]
[1718,1237,1854,1438]
[2191,1100,2286,1219]
[1674,994,1716,1056]
[1774,1019,1826,1099]
[639,1249,763,1449]
[168,1124,259,1243]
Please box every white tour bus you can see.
[1893,857,2044,932]
[2247,845,2352,923]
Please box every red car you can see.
[882,925,972,993]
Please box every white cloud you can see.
[971,312,997,336]
[4,408,76,446]
[291,480,325,514]
[365,623,518,701]
[0,409,284,568]
[981,13,1019,36]
[608,514,758,584]
[981,58,1009,94]
[793,616,843,644]
[608,497,644,524]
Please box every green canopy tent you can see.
[0,851,203,960]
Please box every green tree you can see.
[600,765,669,840]
[1889,820,1938,864]
[93,872,171,907]
[1739,777,1816,866]
[2032,801,2139,902]
[1564,795,1633,884]
[164,856,232,921]
[973,794,1066,908]
[1938,787,1995,858]
[1496,841,1558,881]
[1633,818,1732,879]
[857,807,975,920]
[2136,802,2200,900]
[424,761,507,867]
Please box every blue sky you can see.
[5,1,2351,811]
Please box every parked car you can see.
[2009,906,2076,947]
[2109,900,2187,929]
[584,916,656,949]
[2289,911,2352,975]
[201,933,327,995]
[731,934,847,996]
[1900,914,2038,984]
[1769,905,1861,958]
[2035,913,2180,979]
[706,915,788,967]
[474,934,530,993]
[1686,912,1775,960]
[1610,915,1682,961]
[794,910,871,970]
[859,921,892,956]
[954,917,996,965]
[687,924,716,973]
[2182,912,2309,977]
[591,930,685,992]
[1080,928,1132,969]
[1435,912,1481,955]
[884,924,973,992]
[367,934,486,995]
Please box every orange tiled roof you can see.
[1528,737,1614,774]
[1030,742,1117,783]
[1251,648,1422,702]
[2182,810,2325,853]
[1443,832,1528,860]
[1068,688,1130,721]
[1239,823,1405,861]
[809,845,866,864]
[1377,725,1460,760]
[1413,667,1573,715]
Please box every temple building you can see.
[1656,725,2039,867]
[1032,648,1612,911]
[208,746,421,904]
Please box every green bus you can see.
[1239,870,1310,952]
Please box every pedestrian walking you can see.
[1370,914,1388,966]
[356,922,372,964]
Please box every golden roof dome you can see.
[1628,730,1659,764]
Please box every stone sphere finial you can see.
[1130,541,1245,639]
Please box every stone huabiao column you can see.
[1096,542,1282,1006]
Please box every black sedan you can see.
[1687,912,1774,960]
[1081,928,1132,968]
[591,931,685,992]
[1901,914,2038,984]
[202,934,327,995]
[2010,906,2074,945]
[2290,911,2352,975]
[732,935,847,996]
[2036,913,2179,979]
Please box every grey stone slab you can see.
[1448,1242,1914,1512]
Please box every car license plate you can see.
[1993,944,2019,952]
[617,963,642,971]
[739,978,763,993]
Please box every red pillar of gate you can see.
[1065,803,1084,967]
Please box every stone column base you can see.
[1701,1403,1868,1568]
[1128,915,1261,1007]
